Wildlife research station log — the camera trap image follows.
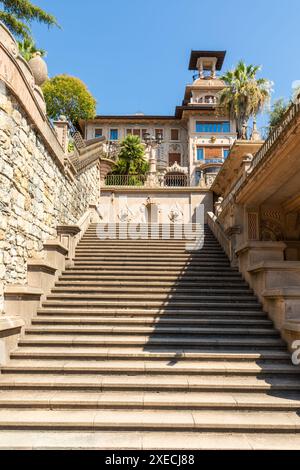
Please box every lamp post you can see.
[143,132,163,187]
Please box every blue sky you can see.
[31,0,300,128]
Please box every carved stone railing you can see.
[220,96,300,213]
[207,212,232,262]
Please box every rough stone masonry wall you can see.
[0,84,99,308]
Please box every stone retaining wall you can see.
[0,24,101,311]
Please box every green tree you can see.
[113,134,149,175]
[267,98,289,135]
[218,61,272,139]
[17,37,45,61]
[0,0,58,40]
[42,75,96,126]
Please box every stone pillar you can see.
[53,116,69,154]
[56,225,81,267]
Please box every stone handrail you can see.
[207,212,232,261]
[220,96,300,213]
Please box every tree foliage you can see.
[42,75,96,126]
[218,60,272,138]
[267,98,289,135]
[0,0,58,40]
[112,135,149,175]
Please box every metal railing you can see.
[220,97,300,213]
[164,174,189,187]
[203,158,224,164]
[105,174,147,187]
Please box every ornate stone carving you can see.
[248,212,259,240]
[164,162,188,175]
[168,203,184,224]
[260,219,283,241]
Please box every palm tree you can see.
[113,135,149,175]
[218,61,272,139]
[18,37,45,61]
[0,0,58,40]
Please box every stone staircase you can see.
[0,224,300,449]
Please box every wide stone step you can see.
[50,287,253,295]
[9,346,290,361]
[0,390,299,411]
[31,316,271,327]
[41,301,263,311]
[74,256,230,271]
[74,257,229,264]
[61,272,243,280]
[77,244,220,248]
[56,280,249,288]
[41,302,262,312]
[45,292,259,301]
[2,359,299,376]
[75,249,224,255]
[2,430,300,450]
[67,267,238,273]
[36,308,265,318]
[0,408,298,432]
[16,335,285,348]
[0,373,299,392]
[24,326,277,336]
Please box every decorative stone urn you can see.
[28,52,48,86]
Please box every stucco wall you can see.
[99,189,213,224]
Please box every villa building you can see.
[80,50,237,188]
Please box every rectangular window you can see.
[94,128,102,138]
[141,129,148,140]
[168,153,181,165]
[196,148,204,160]
[110,129,118,140]
[126,129,133,135]
[155,129,164,140]
[171,129,179,141]
[195,170,202,185]
[223,148,230,159]
[195,121,230,133]
[205,147,223,159]
[133,129,141,137]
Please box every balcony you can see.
[190,96,217,105]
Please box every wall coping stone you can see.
[4,285,42,300]
[284,321,300,332]
[27,260,57,275]
[236,241,287,255]
[57,226,81,236]
[43,240,68,256]
[248,261,300,273]
[0,316,24,338]
[262,287,300,299]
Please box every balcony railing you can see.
[220,96,300,213]
[105,174,147,187]
[203,158,224,164]
[164,174,189,187]
[104,174,190,188]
